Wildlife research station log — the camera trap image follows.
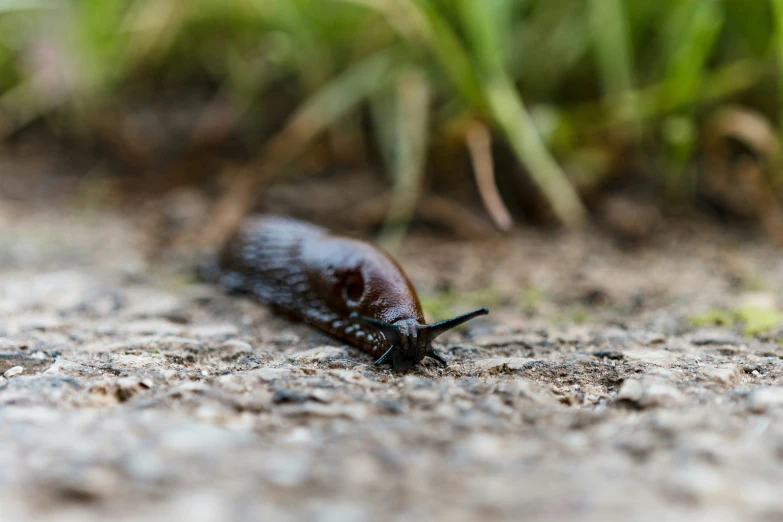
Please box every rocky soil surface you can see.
[2,200,783,522]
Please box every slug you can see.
[205,215,488,371]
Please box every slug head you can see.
[349,308,489,371]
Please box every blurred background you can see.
[2,0,783,249]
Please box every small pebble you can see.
[617,380,644,403]
[616,378,685,408]
[705,366,742,386]
[642,383,685,407]
[747,387,783,413]
[3,366,23,378]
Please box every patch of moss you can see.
[519,285,542,313]
[550,308,592,326]
[569,310,591,325]
[420,290,458,323]
[736,307,783,336]
[420,286,505,323]
[688,309,734,327]
[689,307,783,336]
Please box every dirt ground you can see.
[2,188,783,522]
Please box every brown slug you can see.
[204,215,488,371]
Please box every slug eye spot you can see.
[343,273,365,305]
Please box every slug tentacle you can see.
[426,351,448,366]
[374,346,396,366]
[419,308,490,339]
[210,215,489,371]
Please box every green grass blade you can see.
[456,0,506,77]
[457,0,587,226]
[588,0,639,129]
[659,0,724,111]
[260,48,400,169]
[589,0,635,98]
[486,77,587,227]
[407,0,487,107]
[772,0,783,137]
[377,68,431,247]
[511,3,591,94]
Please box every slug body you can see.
[208,215,487,371]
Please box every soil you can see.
[2,185,783,522]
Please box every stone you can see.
[617,378,685,408]
[3,366,23,378]
[642,382,686,408]
[704,365,743,386]
[617,379,644,402]
[747,387,783,413]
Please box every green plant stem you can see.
[486,78,587,227]
[588,0,636,124]
[378,69,431,247]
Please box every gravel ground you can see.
[2,199,783,522]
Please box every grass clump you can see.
[3,0,783,230]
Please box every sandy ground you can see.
[1,197,783,522]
